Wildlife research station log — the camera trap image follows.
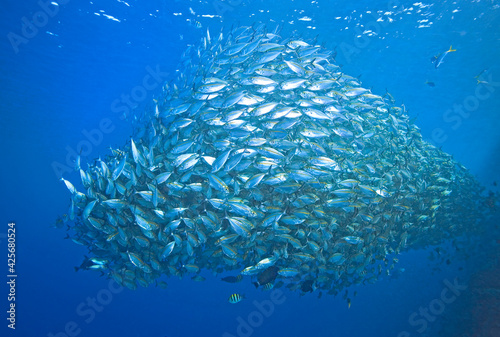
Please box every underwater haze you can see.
[1,1,500,337]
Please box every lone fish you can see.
[431,46,456,68]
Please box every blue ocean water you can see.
[1,0,499,336]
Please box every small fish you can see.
[221,275,243,283]
[156,281,168,289]
[431,46,456,68]
[74,256,94,272]
[425,81,435,87]
[60,178,77,194]
[301,280,314,293]
[262,283,274,290]
[474,69,488,83]
[254,266,279,287]
[343,236,364,245]
[228,293,245,304]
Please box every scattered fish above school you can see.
[60,24,493,295]
[431,46,456,68]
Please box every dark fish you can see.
[52,215,65,229]
[301,279,314,293]
[254,266,278,288]
[221,275,242,283]
[425,81,435,87]
[274,281,284,289]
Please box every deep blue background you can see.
[0,0,499,336]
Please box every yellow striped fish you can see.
[228,293,245,304]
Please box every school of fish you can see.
[61,24,493,294]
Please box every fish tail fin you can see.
[74,266,79,272]
[449,45,456,52]
[253,282,259,288]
